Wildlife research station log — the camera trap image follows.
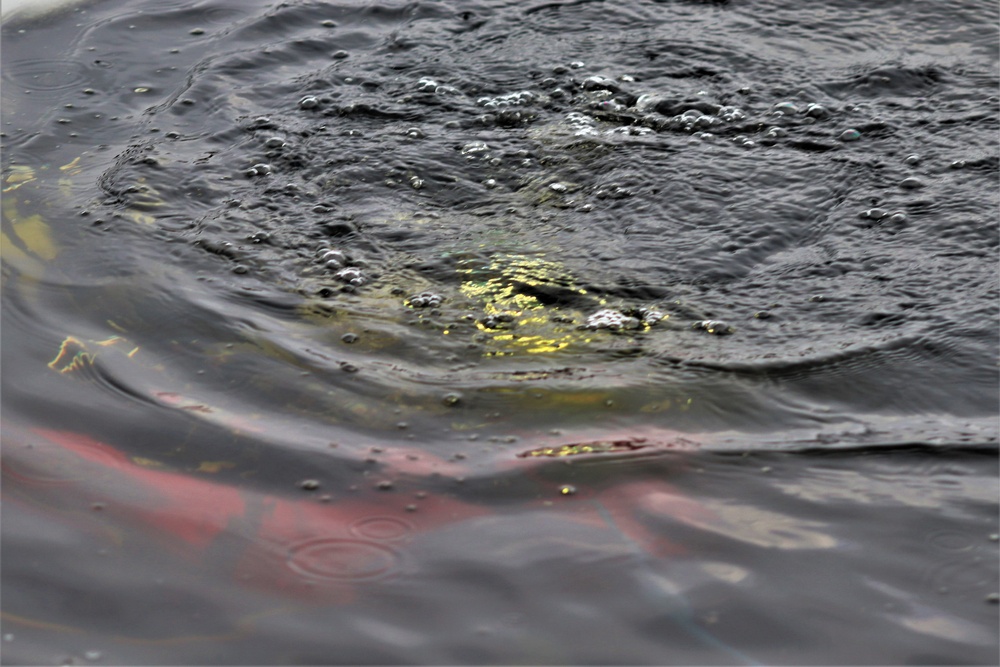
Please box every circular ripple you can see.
[350,515,414,542]
[924,558,997,593]
[927,530,977,552]
[287,538,402,582]
[4,59,91,92]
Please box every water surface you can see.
[2,0,998,664]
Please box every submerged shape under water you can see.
[1,0,998,664]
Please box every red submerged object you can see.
[2,423,713,607]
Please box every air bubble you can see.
[839,129,861,142]
[693,320,733,335]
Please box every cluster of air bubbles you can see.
[416,78,459,95]
[314,246,366,287]
[594,183,633,199]
[244,162,271,178]
[317,247,347,268]
[476,90,537,109]
[693,320,733,335]
[606,125,653,137]
[480,312,516,330]
[336,267,365,286]
[582,307,663,331]
[858,207,908,228]
[769,101,827,119]
[461,141,490,156]
[565,112,599,137]
[407,291,443,308]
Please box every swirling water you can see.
[1,0,997,664]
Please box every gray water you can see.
[2,0,998,664]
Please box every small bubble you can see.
[989,534,999,542]
[693,320,734,335]
[839,129,861,142]
[861,208,888,220]
[189,28,205,35]
[2,634,13,642]
[332,50,349,59]
[559,485,577,496]
[299,95,319,110]
[376,480,394,491]
[84,651,102,661]
[405,504,418,512]
[321,20,337,27]
[340,363,359,373]
[987,593,999,604]
[900,177,924,189]
[903,154,920,166]
[761,466,772,473]
[442,393,461,407]
[341,333,359,344]
[950,159,966,169]
[134,87,150,94]
[300,479,320,491]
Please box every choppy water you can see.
[2,0,998,664]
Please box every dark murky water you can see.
[2,0,998,664]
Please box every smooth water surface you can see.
[2,0,998,664]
